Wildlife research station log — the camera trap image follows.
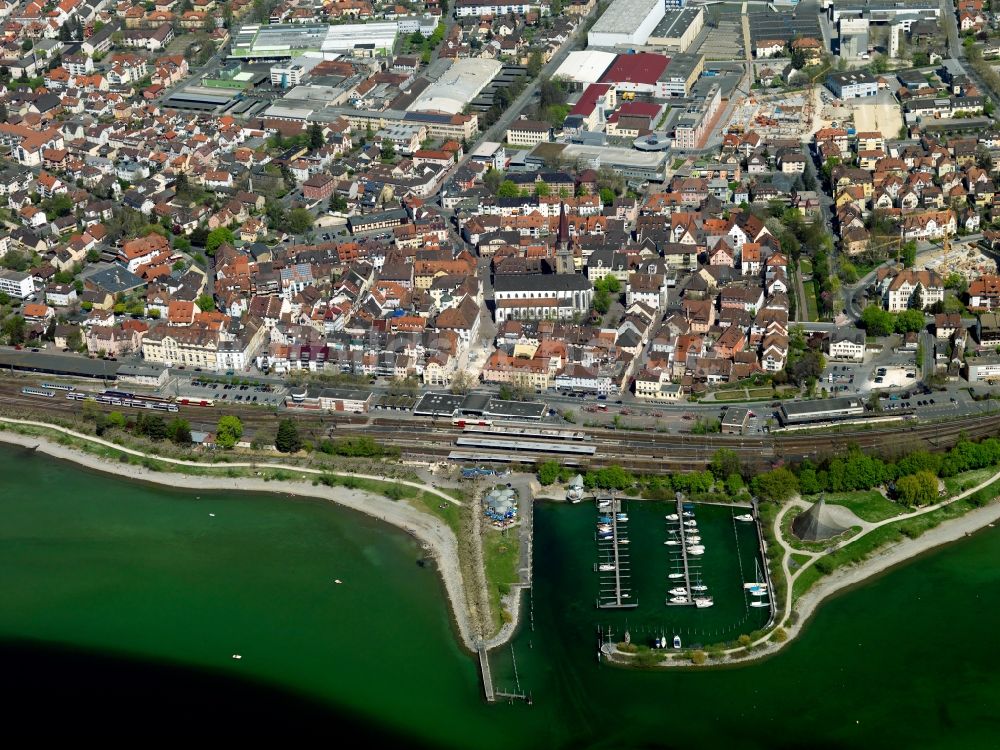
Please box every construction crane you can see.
[802,62,833,132]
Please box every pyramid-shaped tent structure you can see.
[791,496,849,542]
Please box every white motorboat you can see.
[687,545,705,552]
[668,595,690,604]
[750,586,768,596]
[691,584,708,592]
[669,586,688,596]
[682,511,695,518]
[673,635,682,649]
[686,535,702,544]
[735,513,754,522]
[665,540,681,545]
[665,513,679,521]
[684,520,697,527]
[743,582,767,590]
[750,600,770,608]
[599,563,616,572]
[616,513,628,521]
[617,539,630,545]
[668,572,684,579]
[654,637,662,649]
[687,547,705,556]
[232,654,242,660]
[694,597,714,608]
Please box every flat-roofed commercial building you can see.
[454,0,547,16]
[673,82,721,150]
[409,58,503,115]
[0,269,34,299]
[779,397,865,425]
[587,0,665,48]
[965,353,1000,382]
[527,141,668,182]
[656,52,704,97]
[553,50,617,88]
[646,7,704,52]
[230,23,398,60]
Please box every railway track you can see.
[2,379,999,472]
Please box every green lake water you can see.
[1,443,999,747]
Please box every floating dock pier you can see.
[595,495,637,609]
[667,497,695,606]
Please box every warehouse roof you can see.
[553,50,617,84]
[600,53,670,86]
[590,0,663,34]
[409,58,502,115]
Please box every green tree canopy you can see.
[752,467,799,503]
[275,418,302,453]
[204,227,234,255]
[894,470,938,507]
[286,207,314,234]
[894,308,926,333]
[216,415,243,449]
[537,460,561,486]
[497,180,521,198]
[860,305,895,337]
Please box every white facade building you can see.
[587,0,665,47]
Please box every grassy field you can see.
[943,467,998,496]
[818,490,906,523]
[482,528,521,627]
[713,387,790,402]
[407,491,463,535]
[798,258,813,277]
[804,280,820,321]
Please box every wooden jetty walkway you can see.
[478,645,495,702]
[597,496,637,609]
[668,496,695,606]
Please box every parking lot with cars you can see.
[172,377,288,407]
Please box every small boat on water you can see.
[668,572,684,579]
[617,539,629,545]
[735,513,754,522]
[598,515,612,523]
[668,595,690,604]
[686,535,702,544]
[694,597,714,608]
[616,513,628,521]
[749,586,768,596]
[599,563,616,572]
[691,584,708,592]
[232,654,242,660]
[665,513,679,521]
[654,637,662,649]
[684,520,697,527]
[665,540,681,546]
[743,582,767,590]
[687,548,705,556]
[669,586,688,596]
[750,600,770,608]
[687,544,705,552]
[682,511,695,518]
[673,635,682,649]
